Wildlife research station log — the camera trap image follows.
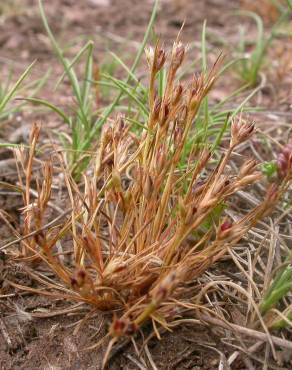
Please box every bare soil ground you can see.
[0,1,291,369]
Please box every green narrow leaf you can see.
[0,60,36,114]
[82,0,159,151]
[22,97,70,124]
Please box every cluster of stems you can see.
[18,41,292,337]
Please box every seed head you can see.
[159,102,170,126]
[172,84,183,105]
[155,47,166,72]
[101,124,113,147]
[171,42,185,70]
[231,117,255,146]
[179,104,188,123]
[239,159,257,178]
[70,269,87,288]
[113,114,126,142]
[218,219,233,239]
[110,317,138,337]
[70,268,94,297]
[145,45,166,73]
[220,220,232,232]
[116,114,126,131]
[29,123,41,147]
[145,46,155,69]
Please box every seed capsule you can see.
[159,103,170,126]
[220,220,232,232]
[155,48,166,72]
[110,317,138,337]
[218,219,233,240]
[172,84,183,105]
[231,117,255,146]
[171,42,185,70]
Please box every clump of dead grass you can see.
[11,41,292,347]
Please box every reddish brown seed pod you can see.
[220,221,232,232]
[111,318,126,336]
[171,42,185,70]
[172,84,183,105]
[217,219,233,240]
[70,277,78,289]
[155,48,166,72]
[231,117,255,146]
[159,103,170,126]
[77,269,86,280]
[70,268,88,289]
[110,318,137,337]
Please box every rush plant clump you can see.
[12,41,292,349]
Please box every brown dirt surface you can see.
[0,0,291,369]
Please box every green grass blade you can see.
[81,0,159,151]
[54,40,94,91]
[109,51,147,93]
[102,73,148,115]
[0,60,36,114]
[81,41,94,104]
[22,97,70,124]
[39,0,83,106]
